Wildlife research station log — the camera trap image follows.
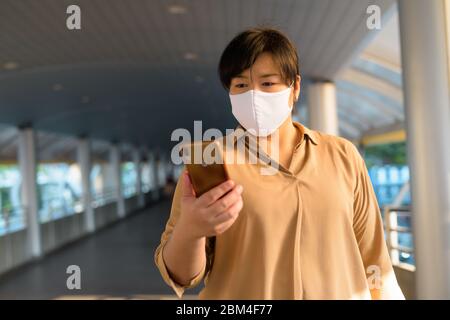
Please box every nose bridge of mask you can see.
[252,84,293,131]
[250,86,259,127]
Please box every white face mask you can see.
[229,82,294,137]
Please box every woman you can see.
[155,27,404,300]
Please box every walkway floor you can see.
[0,200,202,299]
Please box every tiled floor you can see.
[0,200,203,299]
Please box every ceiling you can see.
[362,7,401,70]
[335,4,404,142]
[0,0,395,152]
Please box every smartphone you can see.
[182,140,229,197]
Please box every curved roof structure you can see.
[0,0,397,152]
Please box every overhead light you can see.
[183,52,198,61]
[81,96,90,103]
[3,62,18,70]
[167,4,187,15]
[52,84,63,91]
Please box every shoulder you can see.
[313,131,364,175]
[315,131,360,157]
[297,122,360,160]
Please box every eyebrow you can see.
[233,73,280,79]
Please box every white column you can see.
[18,127,41,258]
[158,154,167,188]
[399,0,450,299]
[77,138,95,233]
[147,151,159,201]
[307,81,339,135]
[146,150,153,190]
[110,145,125,218]
[133,147,144,208]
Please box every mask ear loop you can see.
[289,80,297,108]
[289,80,298,103]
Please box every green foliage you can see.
[364,142,407,167]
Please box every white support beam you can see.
[77,138,95,233]
[340,68,404,103]
[307,81,339,136]
[157,154,167,188]
[110,144,125,218]
[18,127,41,258]
[399,0,450,299]
[337,84,404,120]
[133,147,144,208]
[147,150,159,201]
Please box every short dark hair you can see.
[218,27,300,90]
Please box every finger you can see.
[198,179,235,206]
[212,198,243,225]
[213,201,243,234]
[214,219,236,235]
[181,170,196,198]
[209,185,243,214]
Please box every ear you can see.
[294,75,301,102]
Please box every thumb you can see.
[181,170,196,198]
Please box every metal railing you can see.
[92,187,117,208]
[91,184,141,207]
[141,183,152,193]
[383,206,415,271]
[39,195,83,223]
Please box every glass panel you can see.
[91,140,116,207]
[141,163,151,193]
[121,161,137,198]
[36,131,82,223]
[0,125,25,235]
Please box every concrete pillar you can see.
[147,151,159,201]
[110,145,125,218]
[146,151,154,189]
[77,138,95,233]
[307,81,339,135]
[157,154,167,188]
[399,0,450,299]
[18,127,41,258]
[133,148,144,208]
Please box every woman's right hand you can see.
[176,170,244,240]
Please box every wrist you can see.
[174,218,204,243]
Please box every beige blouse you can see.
[154,121,404,300]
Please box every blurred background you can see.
[0,0,449,299]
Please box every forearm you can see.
[162,222,207,286]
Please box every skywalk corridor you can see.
[0,200,201,300]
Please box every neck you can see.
[262,117,301,161]
[278,118,299,150]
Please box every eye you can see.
[235,83,248,88]
[262,82,275,86]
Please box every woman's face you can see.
[229,52,300,107]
